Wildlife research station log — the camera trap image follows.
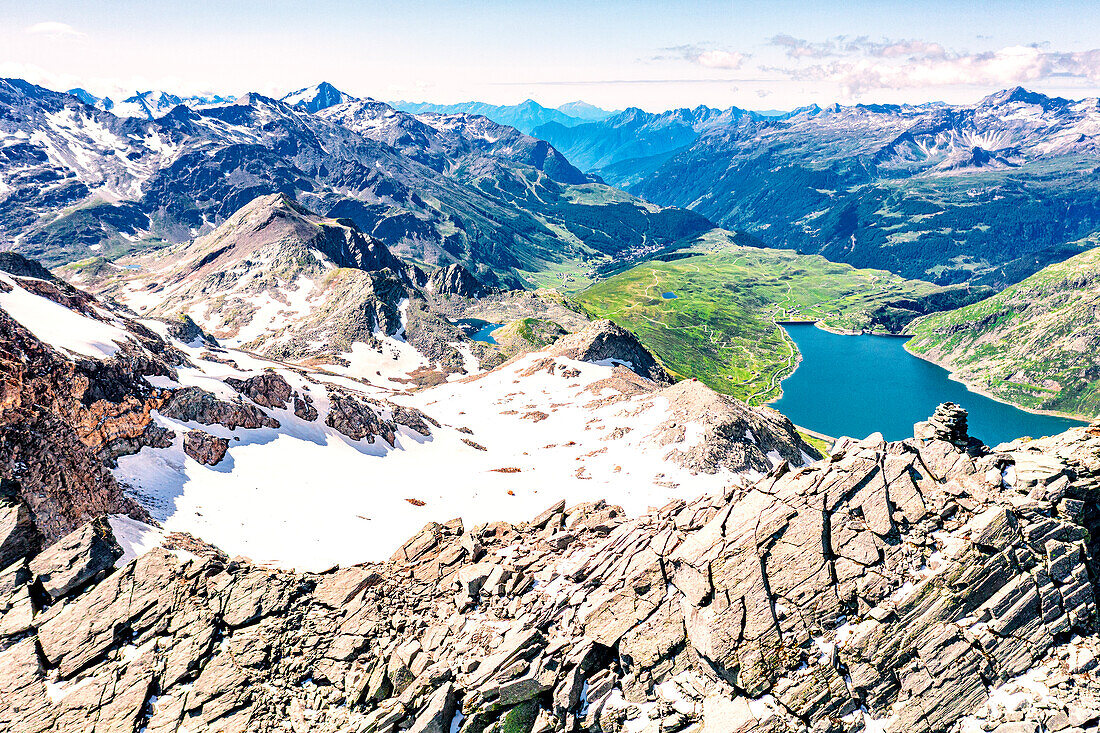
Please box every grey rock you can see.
[28,516,122,601]
[0,498,40,569]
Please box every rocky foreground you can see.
[1,406,1098,733]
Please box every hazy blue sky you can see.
[3,1,1099,111]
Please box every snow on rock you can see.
[109,332,809,571]
[0,272,131,358]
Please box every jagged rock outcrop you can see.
[325,387,436,446]
[224,372,295,409]
[27,516,121,602]
[0,258,179,542]
[183,430,230,466]
[222,371,319,425]
[0,488,40,568]
[549,319,673,384]
[0,407,1096,733]
[428,263,488,298]
[160,386,281,430]
[163,313,218,347]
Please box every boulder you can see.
[28,517,122,602]
[183,429,229,466]
[407,681,457,733]
[0,496,40,569]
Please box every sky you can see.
[2,0,1100,112]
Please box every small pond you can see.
[453,318,503,345]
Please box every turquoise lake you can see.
[772,324,1085,446]
[452,318,502,344]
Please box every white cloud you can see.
[654,44,748,70]
[24,21,85,39]
[695,50,747,70]
[770,35,947,61]
[766,35,1100,96]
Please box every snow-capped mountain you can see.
[280,81,360,112]
[556,99,618,121]
[66,87,234,118]
[110,90,235,119]
[0,78,712,287]
[612,87,1100,286]
[391,98,601,134]
[318,99,588,183]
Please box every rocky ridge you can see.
[1,408,1097,733]
[75,194,487,384]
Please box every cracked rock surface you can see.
[0,410,1098,733]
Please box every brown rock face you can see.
[225,371,321,422]
[325,388,435,446]
[0,300,171,542]
[183,430,230,466]
[225,372,294,409]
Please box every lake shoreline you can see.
[773,319,1091,426]
[769,323,1085,445]
[901,343,1095,425]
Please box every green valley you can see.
[574,231,988,404]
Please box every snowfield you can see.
[0,272,132,358]
[111,340,757,571]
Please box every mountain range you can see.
[541,87,1100,288]
[392,98,617,134]
[0,79,711,289]
[7,77,1100,417]
[65,87,235,119]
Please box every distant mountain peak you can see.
[280,82,359,113]
[556,100,616,121]
[980,86,1067,109]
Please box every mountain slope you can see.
[4,254,819,568]
[906,237,1100,418]
[622,88,1100,287]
